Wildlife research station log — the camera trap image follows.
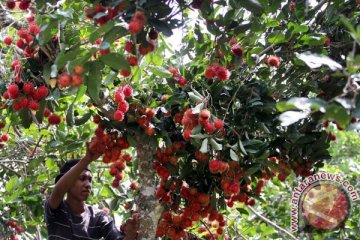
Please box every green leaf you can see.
[19,109,32,129]
[99,53,129,71]
[295,52,343,71]
[55,46,83,69]
[86,61,103,104]
[89,21,115,43]
[188,92,204,103]
[244,165,261,177]
[279,111,309,126]
[5,176,19,192]
[277,97,327,112]
[74,85,87,103]
[288,22,309,34]
[66,104,74,127]
[103,26,128,44]
[75,112,92,126]
[267,31,287,44]
[150,19,173,36]
[210,138,222,150]
[230,149,239,161]
[235,0,264,14]
[238,140,247,155]
[38,19,58,45]
[200,138,209,153]
[324,104,350,129]
[147,66,172,78]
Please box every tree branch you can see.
[0,163,21,176]
[0,5,26,30]
[247,206,299,240]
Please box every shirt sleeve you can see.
[98,213,125,240]
[44,199,64,222]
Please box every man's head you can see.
[55,159,93,201]
[55,159,91,183]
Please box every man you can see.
[44,141,137,239]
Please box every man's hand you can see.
[83,137,103,163]
[123,215,139,240]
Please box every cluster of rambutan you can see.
[135,107,157,136]
[267,157,292,182]
[156,184,226,240]
[42,108,62,125]
[208,159,229,174]
[85,2,127,26]
[153,144,227,240]
[180,108,224,141]
[204,64,230,81]
[168,67,188,87]
[89,117,131,188]
[15,23,40,58]
[218,161,256,207]
[5,0,31,10]
[2,82,48,112]
[153,142,185,179]
[264,55,281,68]
[8,60,22,82]
[228,37,244,58]
[113,85,133,121]
[57,65,84,89]
[3,220,23,240]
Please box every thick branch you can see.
[247,206,298,240]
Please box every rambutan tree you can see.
[0,0,359,239]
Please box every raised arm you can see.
[48,139,102,209]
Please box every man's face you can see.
[68,170,92,201]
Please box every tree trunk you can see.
[135,134,163,240]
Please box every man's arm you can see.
[48,140,101,209]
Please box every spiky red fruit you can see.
[37,86,49,99]
[29,24,40,35]
[266,56,281,68]
[114,110,125,121]
[120,69,131,77]
[8,84,19,99]
[4,36,13,46]
[48,114,61,125]
[6,0,16,9]
[200,109,210,120]
[127,55,138,66]
[23,82,34,95]
[122,85,133,97]
[124,41,135,53]
[324,36,331,46]
[289,1,296,12]
[148,29,158,40]
[29,100,39,111]
[18,0,31,10]
[43,108,51,118]
[214,118,224,129]
[130,182,138,190]
[1,133,9,142]
[231,45,243,57]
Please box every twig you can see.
[30,135,44,159]
[0,163,20,176]
[199,219,216,240]
[0,160,27,163]
[247,206,298,240]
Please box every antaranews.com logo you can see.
[290,172,358,232]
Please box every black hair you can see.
[55,159,91,184]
